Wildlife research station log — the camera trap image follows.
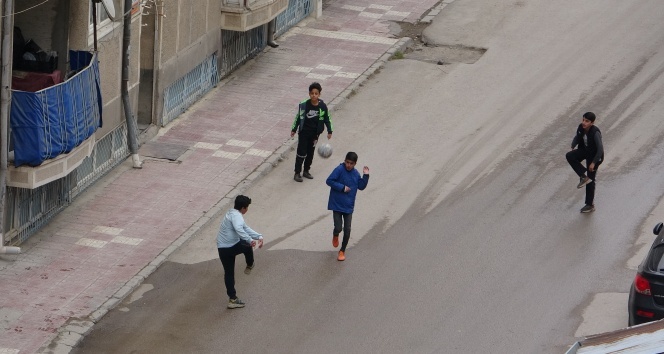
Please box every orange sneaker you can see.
[332,235,339,248]
[337,251,345,261]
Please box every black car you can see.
[628,222,664,326]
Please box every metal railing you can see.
[162,53,220,126]
[4,123,129,245]
[220,26,267,79]
[219,0,313,78]
[275,0,312,37]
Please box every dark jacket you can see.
[571,124,604,165]
[291,99,333,136]
[326,163,369,214]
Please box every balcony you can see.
[8,51,102,189]
[221,0,289,31]
[7,135,95,189]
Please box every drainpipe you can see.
[151,0,163,128]
[0,0,20,254]
[267,19,278,48]
[122,0,142,168]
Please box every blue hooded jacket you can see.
[326,163,369,214]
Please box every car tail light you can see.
[636,310,655,318]
[634,274,652,295]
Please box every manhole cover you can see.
[138,141,189,161]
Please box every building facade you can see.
[0,0,319,246]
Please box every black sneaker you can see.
[228,298,245,309]
[577,176,591,189]
[294,173,303,182]
[244,264,254,275]
[580,205,595,213]
[303,171,314,179]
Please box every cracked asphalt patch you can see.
[390,20,487,65]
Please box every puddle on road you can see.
[124,284,155,305]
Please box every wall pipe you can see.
[150,0,163,128]
[267,19,278,48]
[121,0,142,168]
[0,0,20,253]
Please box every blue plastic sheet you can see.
[10,51,102,167]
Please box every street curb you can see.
[41,33,414,354]
[421,0,456,23]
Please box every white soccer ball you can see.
[317,143,333,159]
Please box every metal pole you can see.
[267,19,279,48]
[0,0,20,253]
[151,0,163,127]
[122,0,142,168]
[92,0,98,52]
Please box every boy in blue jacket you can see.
[326,152,370,261]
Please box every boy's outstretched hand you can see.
[363,166,369,174]
[250,239,264,249]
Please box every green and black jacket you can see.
[291,99,333,136]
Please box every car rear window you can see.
[649,245,664,272]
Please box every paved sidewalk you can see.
[0,0,439,353]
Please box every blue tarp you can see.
[10,51,102,167]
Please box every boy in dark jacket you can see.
[566,112,604,213]
[291,82,333,182]
[326,152,370,261]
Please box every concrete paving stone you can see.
[41,343,75,354]
[150,254,168,268]
[31,238,81,252]
[123,276,145,292]
[164,131,207,142]
[182,200,219,214]
[88,307,109,324]
[29,271,72,290]
[10,257,53,270]
[0,291,32,309]
[78,279,123,300]
[110,283,136,302]
[0,348,21,354]
[57,331,84,347]
[58,297,103,317]
[137,264,158,278]
[79,252,129,270]
[47,278,97,299]
[249,140,282,153]
[98,294,120,311]
[8,337,44,354]
[14,311,67,335]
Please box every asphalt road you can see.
[73,0,664,353]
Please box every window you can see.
[649,245,664,272]
[88,0,121,46]
[90,2,113,27]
